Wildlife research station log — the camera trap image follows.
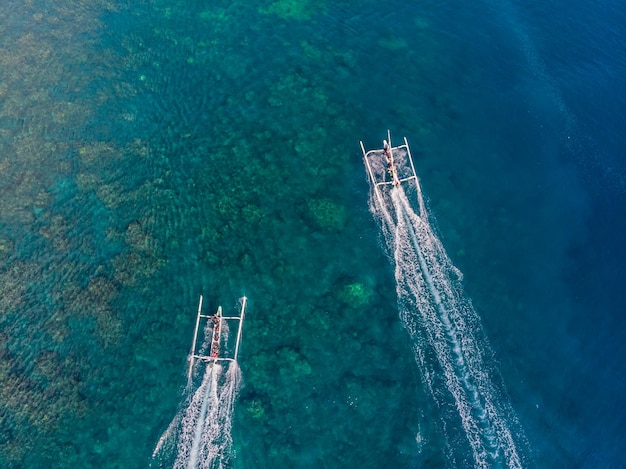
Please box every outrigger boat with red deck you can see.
[187,296,247,379]
[383,139,401,187]
[360,130,426,218]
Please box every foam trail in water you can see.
[371,179,524,468]
[152,359,241,468]
[186,365,220,468]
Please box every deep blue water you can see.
[0,0,625,467]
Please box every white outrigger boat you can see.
[187,296,247,379]
[360,130,426,217]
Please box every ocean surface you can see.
[1,0,625,467]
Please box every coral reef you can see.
[245,398,266,421]
[0,0,422,466]
[261,0,324,21]
[339,281,374,307]
[307,198,347,231]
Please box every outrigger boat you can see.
[187,296,247,379]
[360,130,425,217]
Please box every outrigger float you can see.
[360,130,425,217]
[187,296,247,379]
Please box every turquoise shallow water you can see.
[1,0,625,467]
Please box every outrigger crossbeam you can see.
[360,130,420,208]
[187,296,247,379]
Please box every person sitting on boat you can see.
[384,140,394,166]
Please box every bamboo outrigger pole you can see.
[188,295,204,380]
[233,296,247,361]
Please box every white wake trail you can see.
[185,364,220,468]
[152,361,241,469]
[372,183,524,468]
